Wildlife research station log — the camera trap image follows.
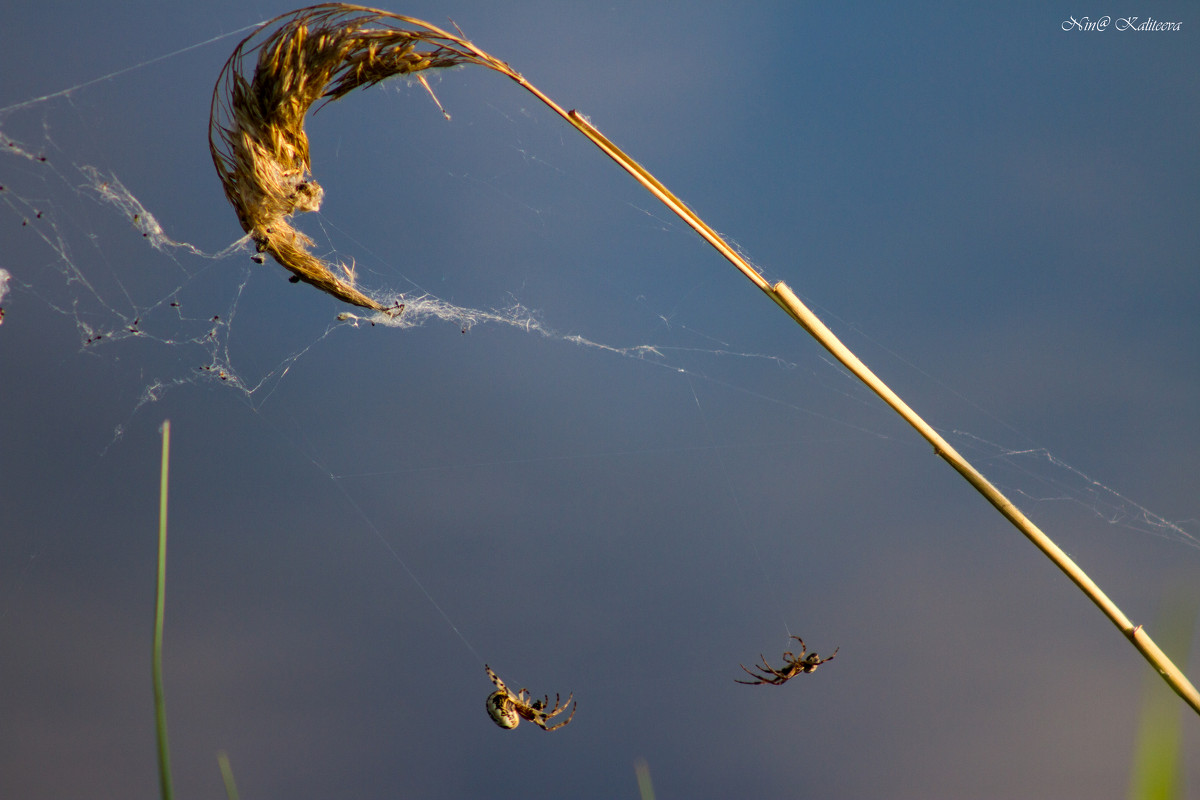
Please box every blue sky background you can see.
[2,2,1198,798]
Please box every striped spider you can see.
[484,665,576,731]
[736,636,839,685]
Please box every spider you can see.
[736,636,839,685]
[484,664,576,731]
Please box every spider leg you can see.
[760,661,792,680]
[484,664,508,693]
[734,666,763,686]
[736,658,790,685]
[736,675,782,685]
[537,696,577,731]
[754,653,780,671]
[541,692,568,714]
[808,647,839,669]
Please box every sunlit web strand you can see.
[0,23,266,116]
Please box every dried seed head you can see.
[209,4,516,314]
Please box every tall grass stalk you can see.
[211,4,1200,714]
[154,420,174,800]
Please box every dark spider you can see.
[736,636,838,685]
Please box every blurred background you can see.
[2,2,1197,798]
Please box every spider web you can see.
[2,6,1198,800]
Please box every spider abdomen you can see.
[486,690,520,729]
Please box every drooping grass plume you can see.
[210,4,1200,714]
[209,4,505,313]
[206,3,714,313]
[208,3,643,314]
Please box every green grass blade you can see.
[1128,587,1196,800]
[634,758,656,800]
[218,751,241,800]
[154,419,174,800]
